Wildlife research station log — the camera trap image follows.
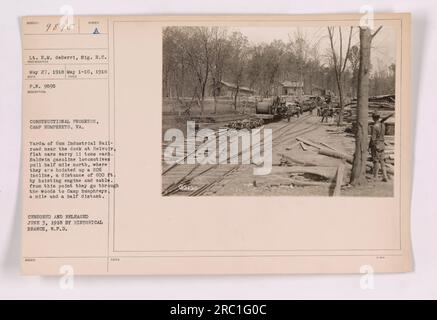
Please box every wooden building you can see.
[217,80,255,97]
[279,80,304,96]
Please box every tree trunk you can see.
[212,80,218,114]
[336,79,344,125]
[352,70,357,98]
[350,27,372,185]
[234,87,239,110]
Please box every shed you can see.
[217,80,255,97]
[280,80,304,96]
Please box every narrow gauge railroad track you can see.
[162,114,319,196]
[162,114,312,174]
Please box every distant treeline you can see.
[162,26,395,112]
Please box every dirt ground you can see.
[203,113,394,197]
[162,109,394,197]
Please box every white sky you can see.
[231,26,396,72]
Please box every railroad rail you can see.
[161,114,320,196]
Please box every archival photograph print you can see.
[161,25,396,197]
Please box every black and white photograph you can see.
[162,25,397,197]
[4,0,437,302]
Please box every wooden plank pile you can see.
[343,95,395,127]
[277,134,395,195]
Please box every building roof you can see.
[281,80,304,88]
[219,80,254,93]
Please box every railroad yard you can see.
[161,106,395,197]
[162,26,396,197]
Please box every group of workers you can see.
[315,95,336,123]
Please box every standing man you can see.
[316,96,322,116]
[369,111,388,182]
[296,104,301,118]
[321,103,329,123]
[295,101,302,117]
[286,105,292,122]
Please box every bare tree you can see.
[173,27,213,115]
[209,27,230,113]
[194,27,212,115]
[327,26,353,125]
[290,29,310,86]
[246,40,286,97]
[227,32,249,110]
[350,26,382,185]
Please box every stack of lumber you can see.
[295,135,394,176]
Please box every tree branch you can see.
[339,27,343,75]
[371,26,383,39]
[327,27,340,82]
[341,26,353,73]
